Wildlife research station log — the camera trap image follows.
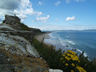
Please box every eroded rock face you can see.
[3,15,42,33]
[0,33,39,57]
[0,15,49,72]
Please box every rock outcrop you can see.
[4,15,20,24]
[49,69,63,72]
[3,15,42,33]
[0,15,63,72]
[0,15,49,72]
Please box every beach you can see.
[35,33,50,43]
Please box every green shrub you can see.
[32,38,62,69]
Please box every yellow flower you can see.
[69,54,74,58]
[67,50,76,55]
[65,56,71,61]
[72,56,79,61]
[66,53,72,57]
[71,70,74,72]
[76,66,87,72]
[78,60,80,62]
[65,63,69,66]
[62,54,65,57]
[71,63,75,67]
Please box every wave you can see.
[65,40,76,45]
[58,38,76,46]
[58,38,88,57]
[49,33,76,47]
[77,49,88,57]
[47,32,88,57]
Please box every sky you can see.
[0,0,96,30]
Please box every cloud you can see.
[36,12,43,16]
[38,1,43,6]
[65,0,70,4]
[13,0,43,19]
[55,1,61,6]
[65,0,85,4]
[0,0,20,16]
[33,25,96,31]
[0,0,43,20]
[75,0,85,2]
[0,0,19,10]
[65,16,76,21]
[36,15,50,22]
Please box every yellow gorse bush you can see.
[65,63,69,66]
[76,66,87,72]
[71,63,75,67]
[67,50,77,55]
[71,70,74,72]
[60,50,87,72]
[62,50,80,62]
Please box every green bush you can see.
[32,38,62,69]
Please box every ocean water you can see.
[44,30,96,59]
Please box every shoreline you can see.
[35,32,95,60]
[35,32,51,43]
[34,32,55,47]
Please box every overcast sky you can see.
[0,0,96,30]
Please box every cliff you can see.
[0,15,49,72]
[3,15,41,33]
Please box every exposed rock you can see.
[3,15,42,33]
[0,15,63,72]
[49,69,63,72]
[3,15,20,24]
[0,23,16,31]
[0,33,39,57]
[3,15,29,31]
[0,15,49,72]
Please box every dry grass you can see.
[0,49,49,72]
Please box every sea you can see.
[44,30,96,60]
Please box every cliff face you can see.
[3,15,41,33]
[0,15,42,48]
[0,15,49,72]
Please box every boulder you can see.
[49,69,63,72]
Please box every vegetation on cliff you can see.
[0,49,48,72]
[32,38,96,72]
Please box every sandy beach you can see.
[35,33,50,43]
